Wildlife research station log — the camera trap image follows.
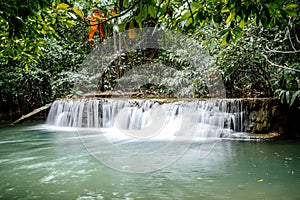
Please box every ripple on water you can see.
[0,140,26,144]
[0,159,12,164]
[40,168,96,184]
[14,161,58,170]
[6,156,43,164]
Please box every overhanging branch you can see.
[265,45,300,54]
[88,0,141,26]
[263,55,300,72]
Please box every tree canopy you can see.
[0,0,299,119]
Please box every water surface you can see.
[0,123,299,199]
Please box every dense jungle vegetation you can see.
[0,0,299,120]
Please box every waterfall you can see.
[46,99,246,138]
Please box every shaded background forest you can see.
[0,0,299,121]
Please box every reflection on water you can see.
[0,123,300,199]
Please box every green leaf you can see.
[213,14,222,24]
[222,32,228,46]
[181,10,191,20]
[284,10,298,17]
[186,18,193,27]
[123,0,129,7]
[284,4,299,10]
[286,91,291,104]
[148,5,157,18]
[219,29,229,36]
[277,89,285,103]
[270,17,276,27]
[233,27,242,37]
[226,31,231,43]
[141,6,148,18]
[239,19,245,28]
[290,90,300,106]
[191,2,201,9]
[66,20,76,26]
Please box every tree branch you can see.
[287,27,297,52]
[265,45,300,54]
[263,55,300,72]
[87,0,141,26]
[187,0,194,25]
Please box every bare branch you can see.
[287,27,297,51]
[263,55,300,72]
[265,45,300,54]
[295,32,300,44]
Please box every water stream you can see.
[46,99,245,137]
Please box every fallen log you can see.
[11,103,52,125]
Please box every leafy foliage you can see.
[0,0,299,120]
[0,0,79,118]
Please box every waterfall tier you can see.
[46,99,245,138]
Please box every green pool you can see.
[0,123,299,199]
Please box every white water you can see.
[46,99,245,139]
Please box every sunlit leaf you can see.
[225,12,235,24]
[221,9,230,13]
[239,19,245,28]
[57,3,69,10]
[41,29,47,35]
[284,4,299,10]
[182,10,191,20]
[73,7,84,19]
[67,20,76,26]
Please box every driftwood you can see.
[11,103,52,125]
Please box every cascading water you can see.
[46,99,246,139]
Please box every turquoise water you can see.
[0,123,300,200]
